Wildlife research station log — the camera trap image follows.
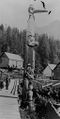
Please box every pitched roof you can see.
[48,64,56,70]
[5,52,23,61]
[53,62,60,70]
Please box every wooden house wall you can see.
[9,59,23,68]
[17,60,23,69]
[0,53,23,69]
[0,57,9,68]
[54,64,60,80]
[9,59,16,68]
[43,66,52,77]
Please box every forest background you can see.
[0,24,60,74]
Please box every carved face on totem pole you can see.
[28,4,35,15]
[27,4,37,47]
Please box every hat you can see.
[29,82,33,90]
[21,67,24,70]
[27,63,31,67]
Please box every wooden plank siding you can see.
[53,64,60,80]
[0,52,23,69]
[0,56,9,68]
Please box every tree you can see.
[6,26,12,52]
[37,34,50,68]
[22,30,26,67]
[49,38,58,63]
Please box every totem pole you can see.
[26,4,50,77]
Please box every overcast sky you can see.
[0,0,60,30]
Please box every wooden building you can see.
[0,52,23,69]
[53,62,60,80]
[43,64,56,79]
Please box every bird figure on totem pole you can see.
[33,0,52,15]
[41,1,46,9]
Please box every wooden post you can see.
[32,48,35,78]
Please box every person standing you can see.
[5,75,8,90]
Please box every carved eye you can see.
[28,5,34,14]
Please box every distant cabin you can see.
[0,52,23,69]
[43,64,56,79]
[53,62,60,80]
